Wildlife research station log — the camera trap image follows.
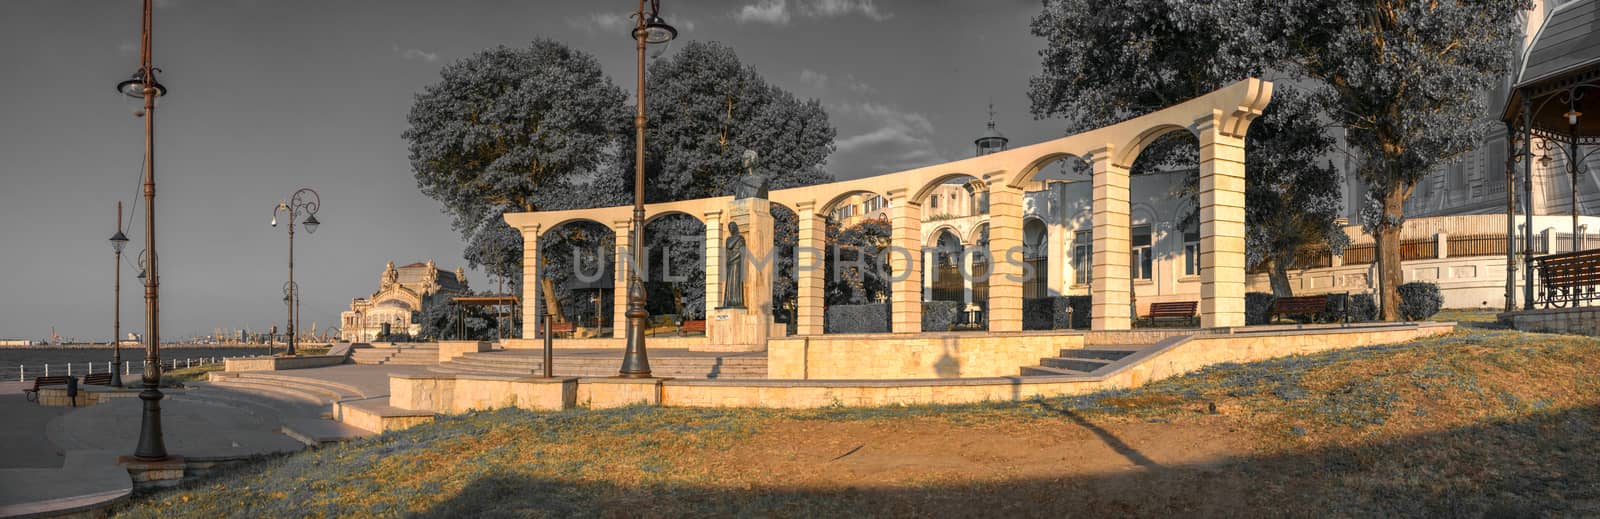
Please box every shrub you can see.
[825,303,888,334]
[1066,296,1091,329]
[921,301,960,332]
[1349,293,1379,322]
[1022,297,1078,330]
[1397,282,1443,321]
[1246,292,1276,325]
[1318,293,1350,323]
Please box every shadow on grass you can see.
[410,405,1600,518]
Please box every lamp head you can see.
[1565,110,1583,126]
[109,230,129,253]
[1541,153,1555,169]
[116,69,167,116]
[303,213,320,234]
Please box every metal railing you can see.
[12,356,237,383]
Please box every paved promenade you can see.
[0,363,421,517]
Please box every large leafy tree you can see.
[629,41,837,318]
[1030,0,1524,314]
[403,40,629,295]
[1029,1,1348,297]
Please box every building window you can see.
[1131,225,1152,280]
[1073,230,1092,285]
[930,196,939,209]
[1183,221,1200,277]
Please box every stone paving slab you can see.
[0,394,68,469]
[0,449,131,514]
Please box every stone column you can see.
[922,248,935,301]
[1197,119,1248,328]
[887,189,923,333]
[794,201,826,335]
[1090,147,1132,331]
[612,220,632,335]
[986,178,1025,332]
[521,224,541,340]
[704,210,723,315]
[1046,186,1066,297]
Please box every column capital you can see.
[795,199,817,211]
[704,209,722,221]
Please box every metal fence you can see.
[13,356,235,383]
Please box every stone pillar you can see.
[922,248,935,301]
[704,210,723,314]
[986,179,1025,332]
[1046,187,1066,297]
[887,189,923,333]
[705,198,773,352]
[1197,119,1248,329]
[1090,147,1132,331]
[612,220,631,335]
[1436,232,1449,259]
[521,224,541,339]
[795,201,826,335]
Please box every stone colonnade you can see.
[506,79,1273,338]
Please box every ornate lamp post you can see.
[270,188,321,356]
[117,0,169,461]
[109,203,129,388]
[619,0,677,377]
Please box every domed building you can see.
[340,260,468,341]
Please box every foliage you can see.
[418,290,499,341]
[1349,293,1379,323]
[824,303,889,334]
[537,221,613,326]
[1023,297,1076,330]
[404,40,629,289]
[1246,292,1276,325]
[1397,282,1444,321]
[825,218,893,305]
[921,300,960,332]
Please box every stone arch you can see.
[642,212,707,320]
[818,189,891,219]
[644,209,704,226]
[538,219,617,330]
[911,172,984,206]
[1114,124,1195,169]
[924,224,961,247]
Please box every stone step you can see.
[428,362,766,379]
[1039,357,1112,372]
[333,397,435,433]
[169,387,315,422]
[1020,365,1090,376]
[231,373,366,400]
[281,418,374,446]
[207,379,332,406]
[1064,349,1139,361]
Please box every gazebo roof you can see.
[1503,0,1600,141]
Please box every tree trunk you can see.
[1375,189,1406,321]
[1269,258,1294,298]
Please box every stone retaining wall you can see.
[767,332,1082,379]
[501,336,706,350]
[384,323,1453,414]
[224,355,346,372]
[1504,307,1600,336]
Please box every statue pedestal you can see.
[701,198,772,353]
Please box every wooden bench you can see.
[82,373,114,386]
[1143,301,1198,327]
[23,376,73,403]
[680,320,707,336]
[1270,296,1328,323]
[1535,249,1600,308]
[548,322,576,338]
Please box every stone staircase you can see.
[1019,347,1146,376]
[196,372,375,445]
[429,350,768,379]
[350,345,439,366]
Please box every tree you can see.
[403,40,629,293]
[1029,1,1349,297]
[825,218,893,305]
[1256,0,1529,319]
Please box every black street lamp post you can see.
[109,203,128,388]
[271,188,321,356]
[118,0,169,462]
[619,0,678,378]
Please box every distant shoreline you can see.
[0,343,327,349]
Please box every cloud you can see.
[393,44,439,63]
[566,12,631,33]
[733,0,889,25]
[799,68,829,89]
[798,69,878,97]
[830,102,947,176]
[733,0,790,25]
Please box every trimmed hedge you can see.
[1349,293,1379,322]
[1021,296,1089,329]
[1398,282,1443,321]
[921,301,960,332]
[1246,292,1276,325]
[825,303,888,334]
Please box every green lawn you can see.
[115,327,1600,518]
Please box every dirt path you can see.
[709,415,1251,487]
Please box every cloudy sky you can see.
[0,0,1070,341]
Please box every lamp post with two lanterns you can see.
[271,188,321,356]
